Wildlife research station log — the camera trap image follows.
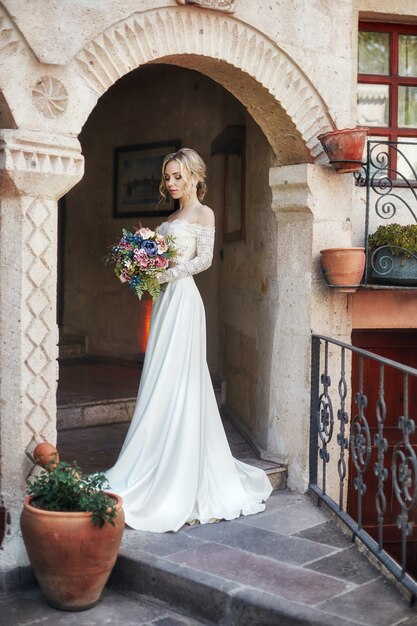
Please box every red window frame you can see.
[358,21,417,177]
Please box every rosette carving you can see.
[32,76,68,118]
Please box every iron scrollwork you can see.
[350,357,371,530]
[317,342,334,495]
[374,365,388,551]
[392,375,417,575]
[337,347,349,510]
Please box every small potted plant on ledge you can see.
[318,127,368,173]
[20,443,124,611]
[320,247,366,292]
[368,223,417,286]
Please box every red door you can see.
[348,330,417,578]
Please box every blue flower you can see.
[141,239,158,257]
[129,275,142,291]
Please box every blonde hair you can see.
[158,148,207,208]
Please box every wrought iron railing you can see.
[358,140,417,287]
[310,334,417,603]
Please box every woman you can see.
[105,148,272,532]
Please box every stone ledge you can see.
[57,398,136,430]
[108,550,356,626]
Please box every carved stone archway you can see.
[71,7,334,162]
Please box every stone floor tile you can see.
[120,527,205,557]
[0,587,165,626]
[111,551,239,624]
[185,517,336,565]
[317,577,417,626]
[237,499,329,534]
[168,542,351,603]
[304,545,382,584]
[229,586,361,626]
[293,519,352,548]
[0,587,212,626]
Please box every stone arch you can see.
[72,7,335,162]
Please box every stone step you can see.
[57,397,136,430]
[57,421,287,492]
[107,490,410,626]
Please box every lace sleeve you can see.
[158,226,215,284]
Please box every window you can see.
[358,22,417,178]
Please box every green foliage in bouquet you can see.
[368,223,417,258]
[27,461,117,527]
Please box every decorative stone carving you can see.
[32,76,69,118]
[0,130,84,491]
[0,9,24,61]
[0,130,84,196]
[73,8,333,161]
[175,0,235,12]
[0,133,81,464]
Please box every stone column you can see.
[268,163,354,493]
[0,130,83,582]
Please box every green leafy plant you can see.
[368,223,417,258]
[27,460,117,528]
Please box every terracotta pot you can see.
[320,248,365,293]
[20,493,124,611]
[318,127,368,173]
[33,442,60,469]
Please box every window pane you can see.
[357,83,389,126]
[398,86,417,127]
[366,136,389,179]
[396,138,417,180]
[399,35,417,77]
[358,31,390,75]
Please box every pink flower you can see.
[137,227,155,239]
[155,255,169,269]
[119,270,130,283]
[133,248,151,269]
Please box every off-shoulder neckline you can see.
[159,218,215,230]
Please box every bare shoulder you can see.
[197,205,215,227]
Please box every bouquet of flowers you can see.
[105,227,177,300]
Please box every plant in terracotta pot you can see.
[368,223,417,286]
[320,247,366,292]
[20,445,124,611]
[318,127,368,173]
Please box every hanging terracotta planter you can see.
[318,127,368,173]
[21,493,124,611]
[320,248,365,293]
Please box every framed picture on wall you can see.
[211,125,245,242]
[113,140,181,218]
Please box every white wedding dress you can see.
[105,219,272,532]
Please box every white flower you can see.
[137,227,155,239]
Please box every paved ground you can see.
[57,420,281,478]
[5,490,417,625]
[0,587,211,625]
[109,490,417,626]
[4,360,416,624]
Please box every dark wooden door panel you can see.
[348,331,417,578]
